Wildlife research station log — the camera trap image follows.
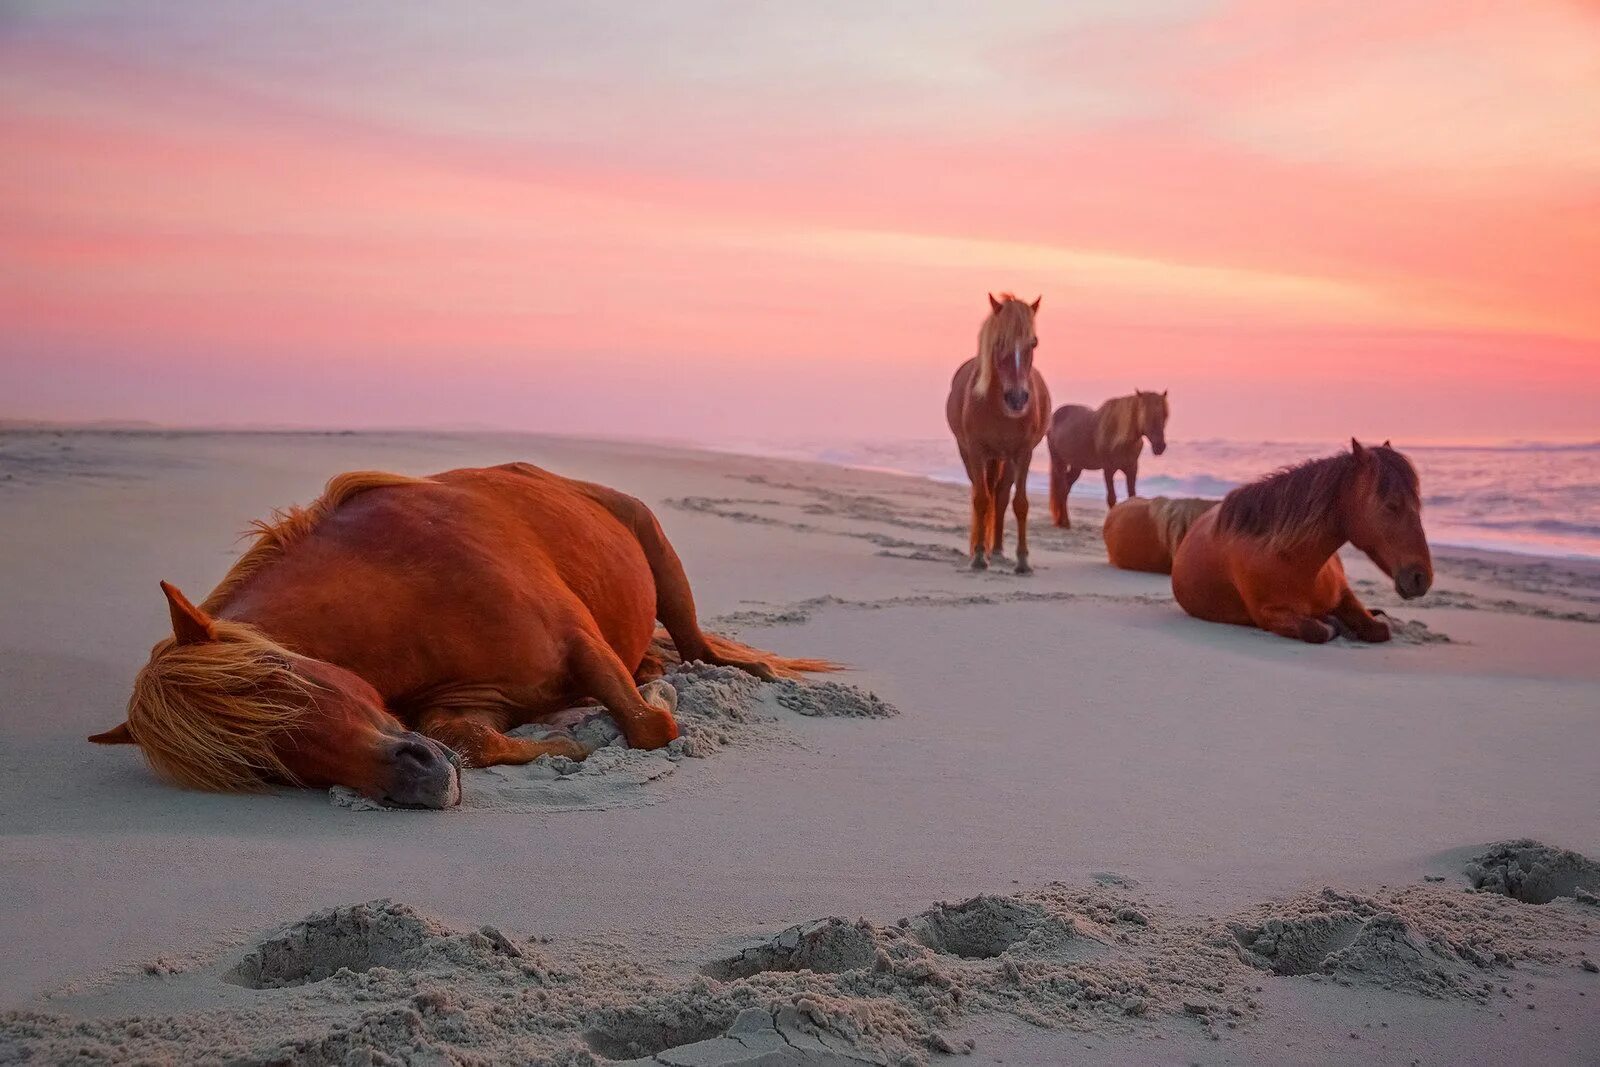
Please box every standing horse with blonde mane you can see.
[1172,440,1432,643]
[89,463,835,807]
[1046,390,1169,529]
[945,293,1050,574]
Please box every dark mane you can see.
[1217,446,1418,550]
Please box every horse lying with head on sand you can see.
[1047,390,1169,529]
[945,293,1051,574]
[90,463,834,807]
[1102,496,1217,574]
[1172,440,1431,643]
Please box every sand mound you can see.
[329,665,897,814]
[1464,840,1600,904]
[707,917,881,979]
[1228,884,1587,1000]
[907,895,1062,959]
[6,875,1589,1064]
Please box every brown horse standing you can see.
[945,293,1051,574]
[89,463,834,806]
[1171,440,1432,643]
[1102,496,1216,574]
[1047,391,1169,528]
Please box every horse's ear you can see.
[161,581,215,645]
[89,722,136,745]
[1382,439,1392,447]
[1350,437,1367,458]
[1162,389,1168,397]
[988,293,1003,315]
[1030,296,1041,313]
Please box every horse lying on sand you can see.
[946,293,1051,574]
[1172,440,1431,643]
[1103,496,1216,574]
[90,463,835,807]
[1047,390,1169,529]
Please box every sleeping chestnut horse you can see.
[945,293,1051,574]
[1047,390,1168,529]
[89,463,833,807]
[1102,496,1216,574]
[1172,440,1432,643]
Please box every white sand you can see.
[2,428,1599,1064]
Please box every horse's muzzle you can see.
[1002,389,1031,415]
[1151,440,1167,456]
[380,733,462,809]
[1394,565,1432,601]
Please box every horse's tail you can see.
[1049,460,1070,527]
[701,632,843,679]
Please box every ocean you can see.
[708,437,1600,562]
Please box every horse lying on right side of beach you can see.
[89,462,835,808]
[1172,440,1432,643]
[1047,390,1169,529]
[1102,496,1217,574]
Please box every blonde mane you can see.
[1095,393,1163,454]
[972,294,1036,399]
[126,620,314,791]
[1147,496,1218,555]
[201,470,432,613]
[122,470,433,791]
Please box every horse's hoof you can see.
[1015,559,1032,576]
[970,554,988,572]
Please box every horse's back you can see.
[1047,404,1097,464]
[222,464,658,695]
[1103,498,1171,573]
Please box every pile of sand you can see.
[1464,840,1600,905]
[1227,879,1592,1000]
[6,863,1593,1066]
[330,665,897,814]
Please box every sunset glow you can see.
[3,1,1597,441]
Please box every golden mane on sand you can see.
[127,620,312,791]
[127,471,433,791]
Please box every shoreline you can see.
[6,424,1599,569]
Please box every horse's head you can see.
[1136,390,1170,455]
[1342,440,1432,600]
[89,582,461,808]
[976,293,1041,417]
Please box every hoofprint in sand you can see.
[4,842,1596,1066]
[331,666,897,814]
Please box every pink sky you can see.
[2,1,1598,443]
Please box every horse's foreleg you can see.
[989,461,1014,559]
[1103,468,1118,509]
[1012,453,1034,575]
[1331,586,1391,643]
[1254,606,1336,644]
[415,706,586,769]
[1125,461,1138,500]
[568,633,680,749]
[967,465,992,570]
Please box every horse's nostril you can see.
[395,738,438,769]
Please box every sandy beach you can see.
[2,428,1597,1065]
